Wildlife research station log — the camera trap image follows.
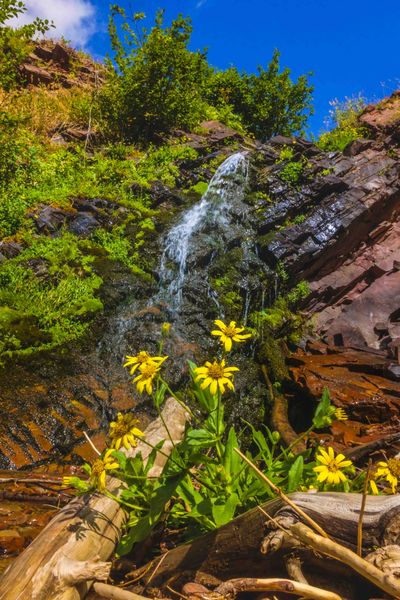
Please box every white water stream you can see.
[155,152,249,309]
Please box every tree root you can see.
[214,577,342,600]
[290,522,400,599]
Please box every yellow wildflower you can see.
[133,361,161,395]
[89,449,119,491]
[211,319,252,352]
[334,407,348,421]
[374,459,400,493]
[123,351,167,375]
[313,447,353,485]
[109,412,144,450]
[194,359,239,395]
[369,479,379,495]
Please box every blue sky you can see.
[21,0,400,134]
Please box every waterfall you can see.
[155,152,249,310]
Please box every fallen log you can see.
[137,492,400,596]
[0,397,189,600]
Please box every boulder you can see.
[30,205,73,233]
[19,63,53,86]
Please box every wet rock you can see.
[289,346,400,437]
[68,212,99,236]
[0,241,22,259]
[149,182,186,208]
[263,144,400,282]
[30,205,73,234]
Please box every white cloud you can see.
[9,0,97,47]
[196,0,207,8]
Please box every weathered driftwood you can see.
[0,397,189,600]
[92,582,150,600]
[139,492,400,589]
[289,522,400,598]
[214,576,342,600]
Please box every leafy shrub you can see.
[317,96,368,152]
[205,50,313,141]
[101,7,210,140]
[276,145,308,186]
[100,6,313,142]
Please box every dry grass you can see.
[0,85,98,140]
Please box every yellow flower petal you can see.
[224,337,233,352]
[370,479,379,495]
[211,330,224,337]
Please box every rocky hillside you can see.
[1,92,400,469]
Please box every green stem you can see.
[275,426,313,463]
[154,377,176,450]
[215,390,224,459]
[139,438,215,493]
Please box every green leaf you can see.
[211,493,239,527]
[154,381,167,410]
[312,387,335,429]
[287,455,304,492]
[177,476,204,507]
[184,428,217,448]
[223,427,240,477]
[117,516,152,555]
[112,450,126,470]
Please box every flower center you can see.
[140,362,158,378]
[224,326,237,337]
[388,459,400,477]
[113,422,130,437]
[91,459,105,476]
[137,352,151,363]
[327,460,339,473]
[208,363,225,379]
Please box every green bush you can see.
[100,6,313,142]
[205,50,313,141]
[317,96,368,152]
[101,7,210,140]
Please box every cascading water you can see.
[155,152,249,310]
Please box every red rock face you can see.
[260,94,400,444]
[20,40,104,89]
[359,91,400,136]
